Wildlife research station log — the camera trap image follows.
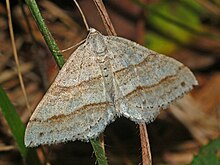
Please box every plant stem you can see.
[136,4,152,164]
[25,0,107,164]
[6,0,31,114]
[24,0,65,68]
[139,124,152,165]
[93,0,116,36]
[91,139,108,165]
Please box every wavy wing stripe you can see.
[30,102,111,123]
[25,103,115,147]
[115,63,197,123]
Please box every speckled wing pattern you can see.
[25,28,198,147]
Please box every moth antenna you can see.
[60,39,86,53]
[73,0,90,31]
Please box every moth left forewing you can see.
[106,35,198,123]
[25,43,115,147]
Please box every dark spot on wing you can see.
[181,82,186,87]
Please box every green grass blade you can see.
[0,85,40,164]
[91,138,108,165]
[0,86,26,157]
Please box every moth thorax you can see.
[89,34,107,56]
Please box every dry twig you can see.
[6,0,31,113]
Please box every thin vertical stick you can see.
[92,0,116,36]
[6,0,31,114]
[139,124,152,165]
[136,2,152,163]
[73,0,90,31]
[99,133,105,150]
[92,1,152,164]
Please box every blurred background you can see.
[0,0,220,164]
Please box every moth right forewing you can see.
[106,35,198,123]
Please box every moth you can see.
[25,28,198,147]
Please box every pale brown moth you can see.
[25,1,198,147]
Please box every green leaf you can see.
[144,31,177,54]
[148,2,202,42]
[0,85,40,164]
[133,0,220,53]
[190,138,220,165]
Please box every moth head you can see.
[88,28,102,35]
